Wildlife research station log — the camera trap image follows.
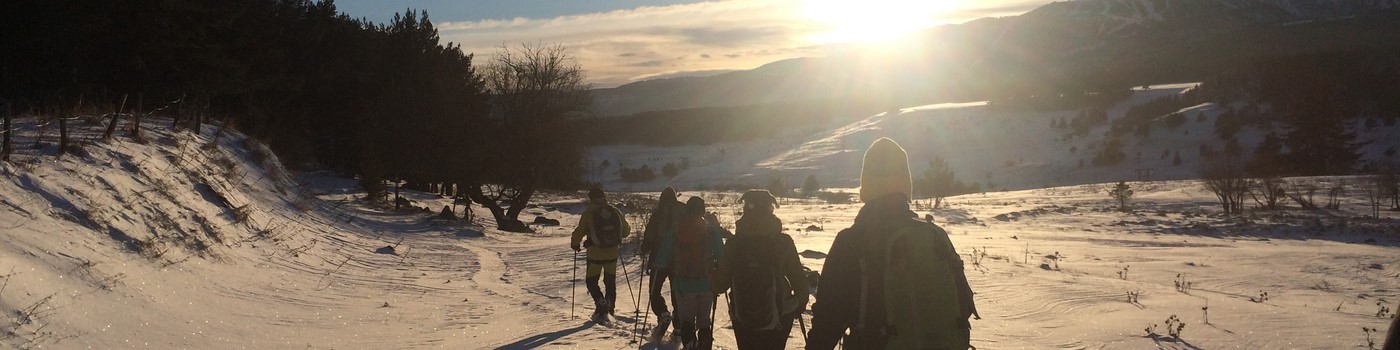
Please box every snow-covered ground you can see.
[591,83,1400,193]
[2,111,1398,349]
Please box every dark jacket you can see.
[711,213,809,308]
[642,200,683,259]
[807,195,976,350]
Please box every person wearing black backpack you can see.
[712,189,809,349]
[571,187,631,322]
[807,138,979,350]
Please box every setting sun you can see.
[801,0,960,43]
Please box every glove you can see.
[570,243,581,252]
[782,295,808,318]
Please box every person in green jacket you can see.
[655,196,726,349]
[712,189,809,349]
[571,187,631,322]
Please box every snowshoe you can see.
[591,307,610,324]
[592,313,611,325]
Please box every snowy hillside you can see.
[2,111,1398,349]
[1,115,1396,349]
[0,121,645,349]
[591,83,1400,193]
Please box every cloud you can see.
[625,60,671,68]
[628,68,740,82]
[667,25,799,47]
[437,0,1049,87]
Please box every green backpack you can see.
[880,220,975,349]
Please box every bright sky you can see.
[336,0,1053,87]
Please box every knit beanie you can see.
[659,187,680,206]
[739,189,779,214]
[684,196,706,216]
[859,138,912,202]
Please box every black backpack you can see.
[727,234,789,331]
[590,206,624,248]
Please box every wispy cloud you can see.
[437,0,1046,87]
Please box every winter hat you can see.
[739,189,779,213]
[659,187,681,206]
[858,138,912,202]
[684,196,706,216]
[588,187,606,201]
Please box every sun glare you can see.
[801,0,959,44]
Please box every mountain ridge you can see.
[589,0,1400,117]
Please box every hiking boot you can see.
[649,312,672,343]
[697,325,712,349]
[591,299,610,322]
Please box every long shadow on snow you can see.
[1153,214,1400,248]
[1150,335,1205,350]
[493,322,595,349]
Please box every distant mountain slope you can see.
[589,0,1400,117]
[590,83,1400,192]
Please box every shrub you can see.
[1108,182,1133,212]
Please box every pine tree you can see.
[1108,182,1134,212]
[1248,132,1285,176]
[767,177,788,197]
[802,174,820,197]
[1282,110,1360,176]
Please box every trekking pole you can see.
[797,310,810,343]
[639,255,653,345]
[619,252,640,340]
[571,250,579,320]
[621,254,637,310]
[709,293,719,345]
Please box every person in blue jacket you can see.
[655,196,727,349]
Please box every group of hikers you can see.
[570,137,981,349]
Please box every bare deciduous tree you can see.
[1249,176,1287,210]
[1325,180,1345,210]
[1364,175,1383,218]
[1286,179,1320,209]
[466,43,591,231]
[1376,162,1400,210]
[1200,154,1250,215]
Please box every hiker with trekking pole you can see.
[570,187,631,323]
[807,138,980,350]
[711,189,810,349]
[641,187,685,342]
[654,196,727,349]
